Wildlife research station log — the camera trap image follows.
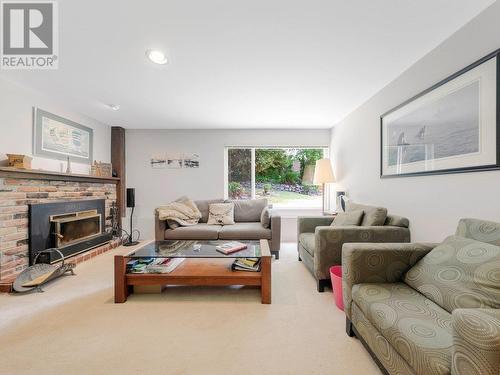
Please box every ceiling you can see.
[0,0,494,129]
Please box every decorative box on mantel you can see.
[0,167,121,291]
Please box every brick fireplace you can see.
[0,169,122,290]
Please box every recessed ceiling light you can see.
[108,104,120,111]
[146,49,168,65]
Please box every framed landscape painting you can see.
[380,50,500,178]
[34,108,93,164]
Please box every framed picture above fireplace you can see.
[380,49,500,178]
[33,108,94,164]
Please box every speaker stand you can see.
[123,206,139,247]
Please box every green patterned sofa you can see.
[297,202,410,292]
[343,218,500,375]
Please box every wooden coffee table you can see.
[114,239,271,304]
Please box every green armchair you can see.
[297,202,411,292]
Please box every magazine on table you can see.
[215,241,247,254]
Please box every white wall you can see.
[331,2,500,242]
[126,129,330,239]
[0,78,111,174]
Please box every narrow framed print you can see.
[34,108,93,164]
[380,49,500,178]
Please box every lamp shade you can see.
[313,158,335,185]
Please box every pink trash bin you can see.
[330,265,344,311]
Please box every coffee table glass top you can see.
[127,240,261,259]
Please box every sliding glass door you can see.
[225,147,328,208]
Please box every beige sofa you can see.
[155,199,281,258]
[343,218,500,375]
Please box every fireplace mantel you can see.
[0,167,120,184]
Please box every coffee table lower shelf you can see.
[114,239,272,304]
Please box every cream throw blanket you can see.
[156,198,202,227]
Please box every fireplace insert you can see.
[29,199,112,264]
[51,209,102,248]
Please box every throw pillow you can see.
[346,201,387,226]
[226,199,268,222]
[207,203,235,225]
[404,235,500,313]
[456,218,500,246]
[261,207,271,228]
[384,215,410,228]
[194,199,225,223]
[330,210,364,227]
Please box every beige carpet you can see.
[0,243,381,375]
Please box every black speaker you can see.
[124,188,139,246]
[126,188,135,208]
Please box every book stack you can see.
[126,258,185,273]
[232,258,261,272]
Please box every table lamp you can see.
[313,158,336,214]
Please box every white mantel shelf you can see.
[0,167,120,184]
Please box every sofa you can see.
[155,199,282,258]
[343,218,500,375]
[297,202,411,292]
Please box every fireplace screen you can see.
[51,210,102,248]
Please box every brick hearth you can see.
[0,176,120,286]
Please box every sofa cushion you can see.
[346,201,387,226]
[385,214,410,228]
[298,233,315,257]
[164,224,222,240]
[195,199,224,223]
[351,303,418,375]
[352,282,452,375]
[218,222,271,240]
[404,235,500,313]
[456,218,500,246]
[226,199,268,222]
[331,210,364,226]
[207,203,235,225]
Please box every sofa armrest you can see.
[297,216,335,235]
[342,242,436,319]
[312,225,412,281]
[270,215,281,252]
[452,308,500,375]
[154,212,166,241]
